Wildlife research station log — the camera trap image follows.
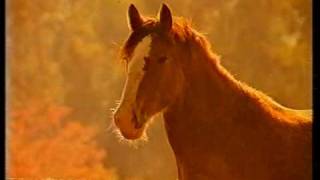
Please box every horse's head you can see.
[113,4,184,140]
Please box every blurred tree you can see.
[8,103,118,179]
[8,0,66,108]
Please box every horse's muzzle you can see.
[113,110,145,139]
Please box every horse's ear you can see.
[158,3,172,32]
[128,4,144,31]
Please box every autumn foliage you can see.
[8,103,118,179]
[7,0,311,179]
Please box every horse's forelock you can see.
[121,20,158,64]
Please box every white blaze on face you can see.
[117,36,152,115]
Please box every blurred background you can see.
[7,0,311,179]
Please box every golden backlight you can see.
[7,0,311,179]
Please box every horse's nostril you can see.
[133,111,142,129]
[113,115,121,127]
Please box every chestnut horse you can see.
[113,4,312,180]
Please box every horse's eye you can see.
[143,56,150,71]
[158,56,167,64]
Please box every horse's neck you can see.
[166,49,251,124]
[163,48,268,158]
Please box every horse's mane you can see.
[120,17,216,63]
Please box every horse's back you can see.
[290,109,312,120]
[282,108,312,124]
[267,97,312,122]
